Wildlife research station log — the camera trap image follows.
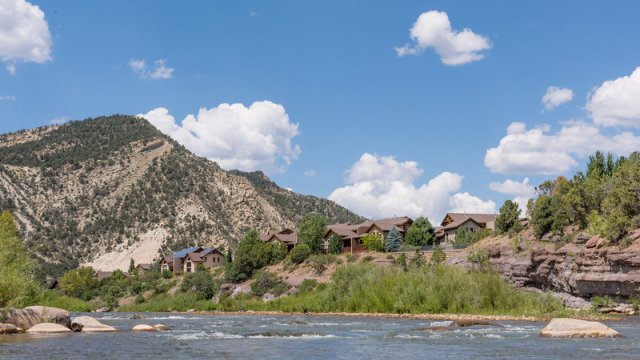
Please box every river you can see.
[1,313,639,359]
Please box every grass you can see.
[259,263,566,316]
[119,292,217,312]
[37,290,93,312]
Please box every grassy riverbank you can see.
[121,263,574,318]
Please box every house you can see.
[260,228,299,251]
[166,246,225,275]
[94,271,114,281]
[136,263,152,273]
[435,213,498,244]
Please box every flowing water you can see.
[1,313,639,359]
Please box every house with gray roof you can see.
[435,213,498,244]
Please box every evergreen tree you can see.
[384,227,402,252]
[404,217,435,246]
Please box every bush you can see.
[290,243,311,264]
[362,233,384,252]
[181,270,218,300]
[308,254,335,275]
[328,234,344,254]
[298,214,327,254]
[58,267,98,301]
[135,293,145,304]
[404,217,435,246]
[225,229,286,283]
[297,279,318,294]
[251,271,289,297]
[161,269,173,279]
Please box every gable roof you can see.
[136,263,152,271]
[174,246,203,259]
[441,213,497,230]
[200,248,221,256]
[186,252,203,262]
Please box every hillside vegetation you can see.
[0,116,362,280]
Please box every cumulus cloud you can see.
[0,0,52,74]
[328,153,496,222]
[489,178,535,213]
[395,10,491,65]
[587,67,640,128]
[139,101,301,173]
[542,86,574,110]
[484,121,640,175]
[129,59,174,79]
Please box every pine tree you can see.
[384,227,402,252]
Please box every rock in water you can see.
[0,323,24,334]
[540,318,621,338]
[24,306,71,329]
[132,324,157,332]
[152,324,170,331]
[26,323,72,334]
[71,316,117,332]
[451,319,503,327]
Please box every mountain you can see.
[0,115,363,278]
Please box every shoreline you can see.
[141,310,618,322]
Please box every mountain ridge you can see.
[0,115,363,278]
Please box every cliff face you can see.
[449,229,640,299]
[0,116,363,275]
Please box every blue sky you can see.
[1,0,640,222]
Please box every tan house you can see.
[260,228,299,251]
[165,246,224,275]
[435,213,497,244]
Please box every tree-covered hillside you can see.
[0,116,363,281]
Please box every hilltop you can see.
[0,116,363,278]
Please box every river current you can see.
[1,313,639,359]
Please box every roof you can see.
[186,252,203,262]
[136,263,152,270]
[200,248,221,256]
[325,224,358,238]
[263,232,299,245]
[440,213,497,231]
[173,246,203,259]
[94,271,113,280]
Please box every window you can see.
[185,259,192,273]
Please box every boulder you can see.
[129,314,144,320]
[186,309,196,313]
[414,326,453,332]
[24,306,70,329]
[0,323,24,334]
[26,323,72,334]
[152,324,170,331]
[95,307,110,313]
[71,316,117,332]
[585,236,607,249]
[131,324,157,332]
[573,232,591,245]
[451,319,502,327]
[1,308,41,330]
[540,318,620,338]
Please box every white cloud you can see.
[129,59,174,79]
[542,86,574,110]
[587,67,640,128]
[484,121,640,175]
[0,95,16,101]
[140,101,301,173]
[304,170,316,177]
[395,10,491,66]
[49,117,69,125]
[489,178,535,213]
[328,153,496,222]
[0,0,52,74]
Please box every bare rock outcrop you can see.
[1,306,70,331]
[450,230,640,300]
[0,323,24,334]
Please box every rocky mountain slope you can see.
[0,116,363,276]
[449,228,640,302]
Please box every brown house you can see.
[166,246,225,275]
[435,213,497,244]
[260,228,299,251]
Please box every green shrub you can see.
[161,270,173,279]
[362,255,374,262]
[225,229,286,283]
[181,270,218,300]
[297,279,318,294]
[404,217,435,246]
[298,214,327,254]
[135,293,145,304]
[362,233,384,252]
[591,295,614,310]
[251,271,289,297]
[58,267,98,301]
[290,243,311,264]
[308,254,335,275]
[327,234,344,254]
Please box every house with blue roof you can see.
[161,246,224,275]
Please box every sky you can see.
[1,0,640,223]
